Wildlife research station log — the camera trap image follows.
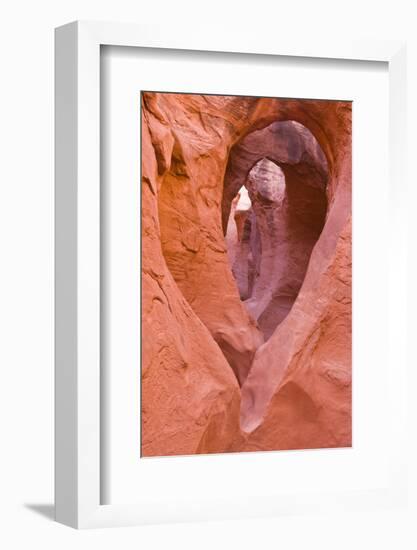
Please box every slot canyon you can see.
[141,92,352,457]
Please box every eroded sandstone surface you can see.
[224,121,328,339]
[141,92,352,457]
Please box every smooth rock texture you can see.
[226,186,255,301]
[239,217,352,449]
[224,121,328,338]
[141,92,352,456]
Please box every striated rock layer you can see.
[141,91,352,457]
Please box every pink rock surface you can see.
[226,187,255,300]
[224,121,328,338]
[141,92,352,456]
[239,217,352,449]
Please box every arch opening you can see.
[224,121,329,340]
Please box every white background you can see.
[1,1,416,548]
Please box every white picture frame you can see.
[55,20,407,529]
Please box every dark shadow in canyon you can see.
[223,121,329,340]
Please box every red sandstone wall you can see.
[141,92,352,457]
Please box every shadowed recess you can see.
[224,121,328,339]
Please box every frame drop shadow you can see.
[24,503,55,521]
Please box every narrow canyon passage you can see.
[157,118,329,386]
[142,92,352,457]
[224,121,329,341]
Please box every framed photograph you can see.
[55,21,407,528]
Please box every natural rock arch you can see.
[223,121,329,339]
[142,92,352,456]
[221,120,329,233]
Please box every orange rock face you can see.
[141,92,352,457]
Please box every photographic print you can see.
[141,92,352,457]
